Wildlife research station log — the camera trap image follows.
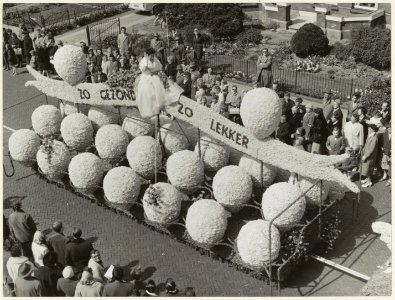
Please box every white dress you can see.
[135,56,182,118]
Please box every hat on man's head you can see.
[18,261,36,278]
[62,266,74,279]
[154,32,159,37]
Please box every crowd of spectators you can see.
[4,202,196,297]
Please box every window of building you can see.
[354,3,379,11]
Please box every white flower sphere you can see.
[261,182,306,231]
[237,220,281,268]
[126,136,162,179]
[143,183,184,224]
[186,199,228,245]
[37,140,71,180]
[194,136,229,172]
[238,154,276,189]
[31,105,62,137]
[166,150,204,194]
[240,88,282,140]
[103,166,141,207]
[8,129,41,164]
[121,109,154,139]
[160,123,190,156]
[95,124,129,162]
[161,118,199,149]
[68,152,105,193]
[61,113,94,151]
[52,45,87,86]
[60,101,90,117]
[298,176,330,206]
[88,106,119,131]
[213,166,253,213]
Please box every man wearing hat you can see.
[57,266,78,296]
[8,201,37,259]
[150,32,165,66]
[171,35,185,65]
[302,103,315,150]
[14,261,43,296]
[322,89,334,122]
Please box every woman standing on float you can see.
[135,48,181,118]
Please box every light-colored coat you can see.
[343,121,364,150]
[117,33,131,56]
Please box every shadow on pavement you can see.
[3,195,26,210]
[120,259,140,281]
[141,266,157,281]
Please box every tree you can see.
[155,4,244,39]
[290,23,330,58]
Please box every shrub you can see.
[235,28,263,46]
[350,27,391,70]
[272,41,293,64]
[331,42,352,61]
[262,19,279,31]
[361,77,391,116]
[179,25,213,47]
[290,23,329,58]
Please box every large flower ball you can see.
[165,119,199,149]
[68,153,105,193]
[88,106,119,131]
[8,129,41,164]
[166,150,204,194]
[238,154,276,189]
[61,113,94,151]
[95,124,129,162]
[31,105,62,137]
[37,140,71,180]
[160,123,190,156]
[237,220,281,268]
[121,109,154,139]
[240,88,282,140]
[261,182,306,231]
[186,199,228,245]
[298,176,330,206]
[52,45,87,86]
[143,183,184,224]
[126,136,162,179]
[213,166,253,213]
[103,166,141,208]
[194,136,229,172]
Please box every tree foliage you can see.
[361,77,391,115]
[290,23,330,58]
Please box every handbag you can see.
[14,48,22,56]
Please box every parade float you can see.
[7,45,360,293]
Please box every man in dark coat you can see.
[380,101,391,123]
[171,36,185,65]
[64,228,94,276]
[256,48,272,88]
[35,252,63,296]
[288,106,303,135]
[150,32,165,66]
[8,201,36,259]
[276,115,291,145]
[103,266,134,296]
[192,28,204,62]
[346,92,361,122]
[21,30,33,65]
[46,221,69,267]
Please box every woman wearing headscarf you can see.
[74,267,104,297]
[32,230,49,267]
[310,108,328,154]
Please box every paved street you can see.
[2,69,391,295]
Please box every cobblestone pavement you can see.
[2,69,392,296]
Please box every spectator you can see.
[31,27,41,50]
[6,44,18,76]
[310,108,328,154]
[8,201,36,258]
[64,228,94,276]
[129,53,138,66]
[29,50,38,70]
[57,266,78,297]
[327,114,342,134]
[46,221,68,267]
[272,81,279,93]
[192,28,204,64]
[86,63,96,83]
[210,85,227,116]
[6,244,29,284]
[346,92,361,122]
[181,57,189,73]
[186,46,195,64]
[74,267,104,297]
[172,35,185,64]
[151,32,165,66]
[117,27,131,57]
[276,115,291,145]
[130,266,144,296]
[179,72,192,98]
[220,78,229,99]
[294,97,306,115]
[361,124,380,187]
[164,278,179,296]
[119,54,129,70]
[256,48,272,88]
[175,65,184,85]
[284,92,295,118]
[326,127,346,155]
[184,287,196,296]
[302,103,315,150]
[32,230,49,267]
[322,89,334,122]
[165,55,177,79]
[380,101,391,123]
[195,79,207,106]
[21,30,33,65]
[80,41,89,55]
[88,249,105,284]
[93,67,108,83]
[143,279,158,297]
[35,251,63,296]
[4,40,10,71]
[95,48,103,67]
[343,114,364,152]
[101,55,110,75]
[380,121,391,186]
[226,85,242,124]
[367,110,383,128]
[9,32,22,67]
[292,127,306,151]
[3,214,11,249]
[14,261,43,297]
[190,72,200,101]
[202,67,216,90]
[288,105,303,135]
[108,55,119,75]
[47,39,58,74]
[103,265,134,296]
[332,100,343,122]
[358,107,369,144]
[87,48,97,66]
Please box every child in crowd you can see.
[292,127,306,151]
[195,81,207,106]
[210,85,226,116]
